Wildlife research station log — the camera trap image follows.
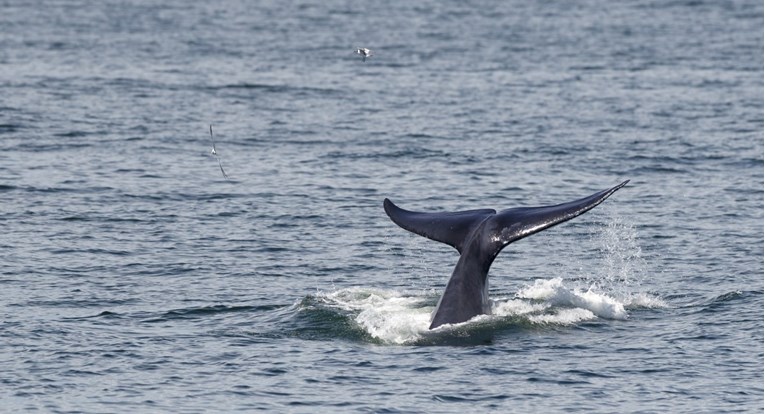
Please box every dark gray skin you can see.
[384,180,629,330]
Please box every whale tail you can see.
[384,180,630,329]
[384,180,628,257]
[383,200,495,254]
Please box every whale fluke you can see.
[383,201,495,254]
[384,180,629,329]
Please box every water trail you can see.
[587,211,666,308]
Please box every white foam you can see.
[313,278,647,344]
[529,308,597,325]
[319,287,432,344]
[623,291,668,308]
[492,298,549,316]
[355,304,431,344]
[514,278,629,320]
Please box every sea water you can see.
[0,0,762,412]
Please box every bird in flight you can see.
[209,125,229,180]
[355,48,372,62]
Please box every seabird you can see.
[355,48,372,62]
[209,125,229,180]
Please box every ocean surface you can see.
[1,0,763,412]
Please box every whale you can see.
[384,180,629,330]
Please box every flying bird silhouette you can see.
[209,125,229,180]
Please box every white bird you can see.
[355,48,372,62]
[209,125,229,180]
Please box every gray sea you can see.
[1,0,763,412]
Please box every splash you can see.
[305,214,663,345]
[511,277,627,321]
[318,287,433,344]
[309,277,664,345]
[585,211,667,308]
